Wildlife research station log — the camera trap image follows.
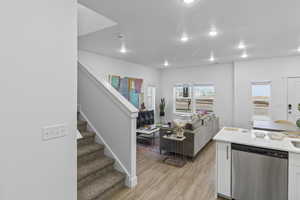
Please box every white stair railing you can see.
[78,62,138,187]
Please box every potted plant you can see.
[159,98,166,117]
[297,119,300,128]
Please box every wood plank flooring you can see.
[110,141,225,200]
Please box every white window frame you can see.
[173,83,215,115]
[251,81,272,121]
[146,85,156,111]
[173,84,193,115]
[193,84,216,113]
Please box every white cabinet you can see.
[216,141,231,198]
[289,153,300,200]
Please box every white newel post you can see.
[127,114,138,187]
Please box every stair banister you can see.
[78,62,138,187]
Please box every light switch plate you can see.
[42,124,68,141]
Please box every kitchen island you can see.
[213,127,300,200]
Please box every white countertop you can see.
[253,120,300,132]
[213,127,300,154]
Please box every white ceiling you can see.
[77,3,116,37]
[78,0,300,68]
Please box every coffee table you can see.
[137,127,160,145]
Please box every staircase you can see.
[77,119,125,200]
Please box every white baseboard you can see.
[79,110,137,188]
[76,129,83,139]
[126,175,137,188]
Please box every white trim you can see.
[76,104,83,139]
[193,84,216,113]
[286,76,300,122]
[126,176,137,188]
[174,112,193,116]
[128,117,137,188]
[251,81,272,120]
[193,83,215,87]
[173,83,216,114]
[251,80,272,85]
[146,86,156,111]
[76,129,82,139]
[79,110,137,188]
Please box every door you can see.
[288,77,300,123]
[216,142,231,198]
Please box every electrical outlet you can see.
[42,124,68,141]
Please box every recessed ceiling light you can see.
[183,0,195,5]
[238,41,246,50]
[164,60,169,67]
[180,33,189,42]
[208,28,218,37]
[241,51,248,58]
[119,44,127,54]
[297,46,300,52]
[209,52,215,62]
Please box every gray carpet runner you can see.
[77,120,125,200]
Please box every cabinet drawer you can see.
[216,142,231,198]
[290,153,300,166]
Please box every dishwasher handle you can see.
[231,143,288,159]
[226,145,229,160]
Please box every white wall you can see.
[78,50,161,113]
[234,56,300,128]
[79,51,300,129]
[160,64,234,127]
[0,1,77,200]
[78,3,116,37]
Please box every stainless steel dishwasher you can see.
[231,143,288,200]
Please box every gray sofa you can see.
[160,115,219,158]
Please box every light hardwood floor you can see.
[111,141,225,200]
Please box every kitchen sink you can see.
[291,141,300,148]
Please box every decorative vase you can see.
[173,119,186,138]
[160,115,166,124]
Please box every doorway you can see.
[287,77,300,123]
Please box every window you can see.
[252,81,271,120]
[147,86,156,111]
[194,84,215,113]
[174,85,192,113]
[173,84,215,114]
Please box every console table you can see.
[162,134,187,167]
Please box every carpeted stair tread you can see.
[77,132,96,147]
[79,131,95,138]
[78,171,125,200]
[78,156,114,181]
[78,143,104,158]
[78,120,88,132]
[77,120,87,126]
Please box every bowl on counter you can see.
[268,132,285,141]
[253,131,267,139]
